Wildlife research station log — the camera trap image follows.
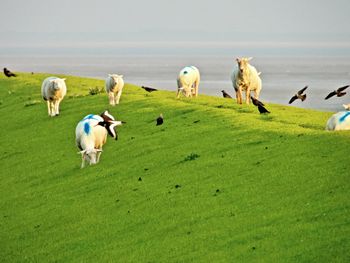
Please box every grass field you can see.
[1,73,349,262]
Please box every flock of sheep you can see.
[4,57,350,167]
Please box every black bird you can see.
[221,90,232,98]
[250,96,270,114]
[289,86,308,104]
[141,86,158,92]
[156,113,163,126]
[257,104,270,114]
[251,96,265,107]
[3,68,16,77]
[325,85,349,100]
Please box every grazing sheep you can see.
[75,111,123,168]
[231,57,262,105]
[177,66,200,98]
[326,111,350,131]
[41,77,67,117]
[105,74,124,106]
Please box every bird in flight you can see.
[325,85,349,100]
[289,86,308,104]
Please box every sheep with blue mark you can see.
[41,76,67,116]
[75,110,123,168]
[177,66,200,98]
[105,74,124,106]
[326,111,350,131]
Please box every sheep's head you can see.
[100,110,124,140]
[80,149,102,165]
[179,87,193,97]
[50,78,66,90]
[109,74,123,85]
[236,57,252,74]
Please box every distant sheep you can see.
[105,74,124,106]
[326,111,350,131]
[41,77,67,116]
[231,57,262,104]
[177,66,200,98]
[75,111,123,168]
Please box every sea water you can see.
[1,54,350,112]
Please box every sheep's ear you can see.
[114,120,123,126]
[61,78,66,81]
[78,150,86,155]
[96,149,103,152]
[247,57,253,61]
[119,75,123,78]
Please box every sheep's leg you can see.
[192,81,198,97]
[245,87,251,105]
[55,99,60,116]
[254,89,260,100]
[49,101,55,116]
[187,87,192,98]
[96,151,102,163]
[81,155,86,168]
[108,92,115,106]
[115,89,122,105]
[237,87,243,104]
[176,87,182,98]
[47,101,51,116]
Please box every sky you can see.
[0,0,350,54]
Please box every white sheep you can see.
[326,111,350,131]
[105,74,124,106]
[41,77,67,116]
[177,66,200,98]
[231,57,262,105]
[75,112,123,168]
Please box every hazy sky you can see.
[1,0,350,53]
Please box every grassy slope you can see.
[0,73,349,262]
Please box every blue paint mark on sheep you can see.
[339,112,350,123]
[84,122,91,135]
[83,114,95,120]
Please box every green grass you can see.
[1,72,349,262]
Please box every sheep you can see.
[326,111,350,131]
[41,76,67,116]
[105,74,124,106]
[75,111,123,168]
[231,57,262,105]
[177,66,200,98]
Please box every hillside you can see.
[1,73,349,262]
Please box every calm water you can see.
[2,55,350,111]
